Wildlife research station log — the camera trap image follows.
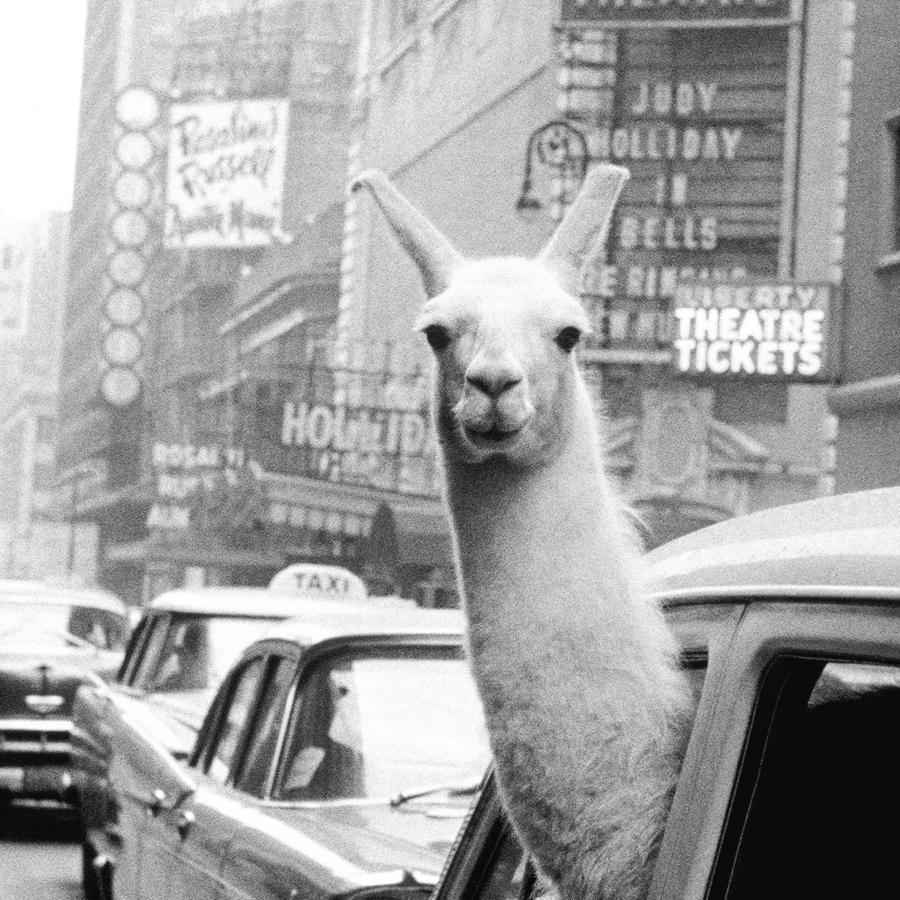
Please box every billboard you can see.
[164,98,290,248]
[672,280,835,381]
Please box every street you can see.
[0,804,83,900]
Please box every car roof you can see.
[0,579,127,614]
[646,486,900,604]
[247,604,466,649]
[146,586,465,633]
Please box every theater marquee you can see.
[672,280,836,382]
[561,1,805,360]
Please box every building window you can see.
[714,382,788,425]
[891,115,900,251]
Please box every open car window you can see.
[708,658,900,900]
[441,660,708,900]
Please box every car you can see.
[0,579,128,814]
[104,603,490,900]
[73,578,374,900]
[430,486,900,900]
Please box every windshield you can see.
[133,614,283,692]
[0,598,127,651]
[278,648,490,802]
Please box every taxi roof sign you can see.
[269,564,368,603]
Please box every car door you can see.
[649,597,900,900]
[431,600,745,900]
[109,696,197,900]
[211,652,302,899]
[165,653,270,900]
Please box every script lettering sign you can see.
[164,98,290,248]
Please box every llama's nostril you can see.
[466,372,522,398]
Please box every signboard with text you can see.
[672,280,835,381]
[164,98,290,248]
[565,13,797,358]
[146,442,250,530]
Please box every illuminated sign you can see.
[559,0,792,28]
[164,98,290,248]
[672,280,835,381]
[563,16,797,359]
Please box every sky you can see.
[0,1,87,218]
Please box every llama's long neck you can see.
[442,383,688,900]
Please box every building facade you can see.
[829,1,900,490]
[342,0,853,566]
[61,0,368,604]
[0,212,86,581]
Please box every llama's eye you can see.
[423,324,451,351]
[555,326,582,353]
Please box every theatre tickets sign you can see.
[164,98,290,248]
[672,280,836,382]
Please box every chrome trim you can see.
[655,584,900,606]
[0,719,72,732]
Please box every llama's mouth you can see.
[464,423,526,445]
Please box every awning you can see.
[366,501,455,572]
[105,533,285,568]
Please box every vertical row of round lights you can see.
[100,86,161,408]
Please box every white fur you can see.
[355,168,693,900]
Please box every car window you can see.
[276,646,489,802]
[0,598,126,651]
[67,605,128,650]
[708,659,900,900]
[130,614,280,692]
[128,615,171,688]
[207,657,266,785]
[119,614,151,683]
[233,655,296,796]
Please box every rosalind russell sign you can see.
[672,280,835,382]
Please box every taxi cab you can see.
[73,565,379,900]
[431,486,900,900]
[106,604,489,900]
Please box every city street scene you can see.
[0,1,898,899]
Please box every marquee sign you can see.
[672,280,835,381]
[164,98,290,248]
[564,12,798,359]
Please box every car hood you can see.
[253,797,472,888]
[0,647,122,720]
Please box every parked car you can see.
[0,580,128,813]
[74,581,371,900]
[102,603,489,900]
[431,486,900,900]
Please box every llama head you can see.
[351,165,629,466]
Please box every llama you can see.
[352,166,693,900]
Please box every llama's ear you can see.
[351,169,464,299]
[538,164,629,295]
